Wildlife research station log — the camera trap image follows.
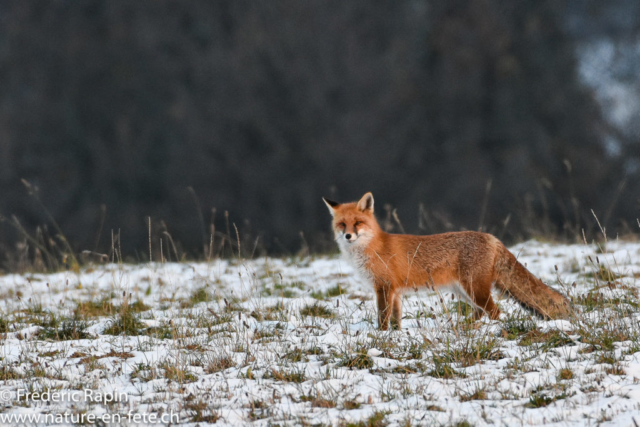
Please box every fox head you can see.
[323,192,380,249]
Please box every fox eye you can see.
[354,221,363,226]
[338,222,346,228]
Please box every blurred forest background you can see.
[1,0,640,266]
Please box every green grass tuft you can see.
[39,319,91,341]
[300,302,334,318]
[103,308,145,336]
[338,351,374,370]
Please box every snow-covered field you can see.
[1,240,640,426]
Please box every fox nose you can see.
[345,233,352,240]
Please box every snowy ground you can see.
[1,239,640,426]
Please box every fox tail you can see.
[493,244,572,319]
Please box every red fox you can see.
[323,192,571,330]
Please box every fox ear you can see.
[323,197,339,216]
[357,192,374,213]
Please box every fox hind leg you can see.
[460,276,500,321]
[390,293,402,330]
[470,292,500,320]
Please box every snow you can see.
[1,240,640,425]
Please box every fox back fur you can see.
[323,192,571,330]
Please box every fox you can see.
[323,192,571,330]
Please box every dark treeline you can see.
[0,0,639,266]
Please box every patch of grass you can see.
[263,281,305,298]
[458,387,487,401]
[222,298,245,313]
[0,366,24,380]
[341,411,389,427]
[247,399,272,421]
[127,300,151,313]
[31,312,59,328]
[30,364,47,377]
[264,367,306,383]
[79,350,134,365]
[250,302,286,321]
[300,302,334,318]
[605,363,625,376]
[575,288,639,313]
[253,327,281,340]
[518,329,574,350]
[285,346,323,362]
[74,298,115,318]
[578,325,636,352]
[343,399,361,410]
[407,341,429,359]
[428,356,466,379]
[184,398,221,423]
[502,316,536,340]
[38,350,60,358]
[437,338,504,367]
[24,302,45,315]
[144,322,175,339]
[271,289,297,298]
[160,362,198,383]
[205,356,235,374]
[103,308,145,336]
[597,409,613,423]
[558,368,574,380]
[289,281,307,290]
[182,287,211,308]
[196,311,234,329]
[580,385,599,393]
[450,301,476,317]
[327,283,347,297]
[300,394,337,408]
[338,351,374,370]
[240,367,254,380]
[311,398,336,408]
[285,348,307,363]
[39,319,91,341]
[526,393,558,408]
[391,362,427,374]
[130,363,157,382]
[583,264,620,282]
[626,343,640,356]
[595,352,618,365]
[504,357,534,375]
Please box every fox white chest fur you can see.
[337,237,373,283]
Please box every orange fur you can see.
[323,192,571,330]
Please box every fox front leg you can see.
[375,284,394,330]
